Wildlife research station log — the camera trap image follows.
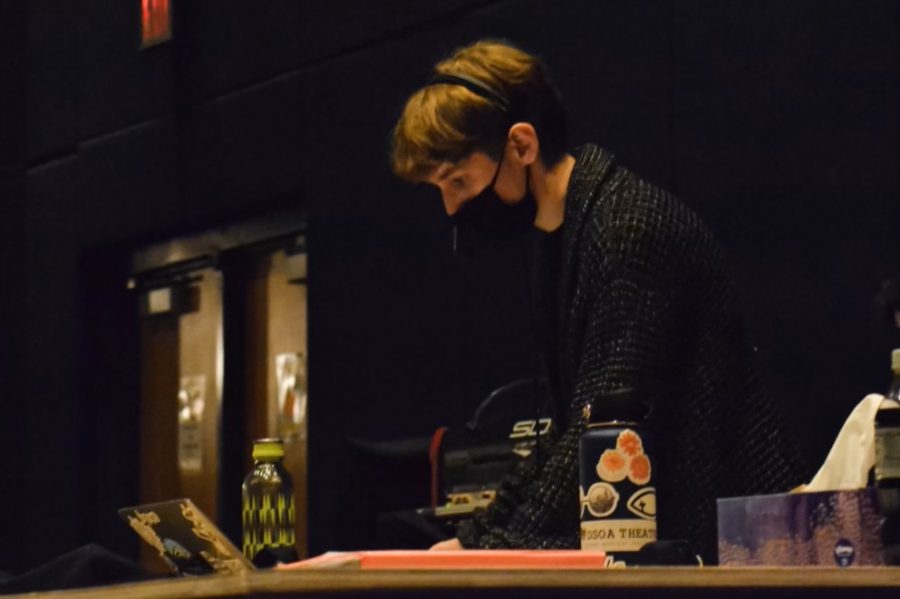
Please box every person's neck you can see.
[531,153,575,232]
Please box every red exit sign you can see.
[141,0,172,48]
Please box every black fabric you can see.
[452,156,537,242]
[457,144,804,562]
[0,544,157,594]
[530,226,565,422]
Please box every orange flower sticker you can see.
[596,449,628,482]
[628,453,652,485]
[616,429,643,457]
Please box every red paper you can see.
[286,550,607,570]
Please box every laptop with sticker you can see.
[119,498,254,575]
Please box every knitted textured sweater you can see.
[457,144,802,562]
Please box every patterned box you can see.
[717,488,884,566]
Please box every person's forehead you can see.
[424,151,491,184]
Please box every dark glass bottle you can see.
[888,349,900,402]
[875,349,900,565]
[242,438,297,564]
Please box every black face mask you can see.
[451,154,537,254]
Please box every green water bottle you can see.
[242,438,297,564]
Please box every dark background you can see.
[0,0,898,573]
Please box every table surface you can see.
[8,567,900,599]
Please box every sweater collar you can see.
[560,144,616,286]
[563,144,616,243]
[557,144,617,389]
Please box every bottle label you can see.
[581,519,657,552]
[242,489,296,560]
[875,427,900,481]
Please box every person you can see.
[390,39,803,562]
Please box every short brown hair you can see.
[390,40,568,182]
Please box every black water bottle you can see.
[579,389,656,563]
[876,350,900,564]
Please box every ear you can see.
[508,122,540,166]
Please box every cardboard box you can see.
[717,488,884,566]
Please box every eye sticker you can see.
[626,487,657,520]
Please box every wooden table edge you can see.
[8,567,899,598]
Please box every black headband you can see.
[428,73,510,111]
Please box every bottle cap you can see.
[583,388,653,424]
[252,437,285,460]
[893,349,900,373]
